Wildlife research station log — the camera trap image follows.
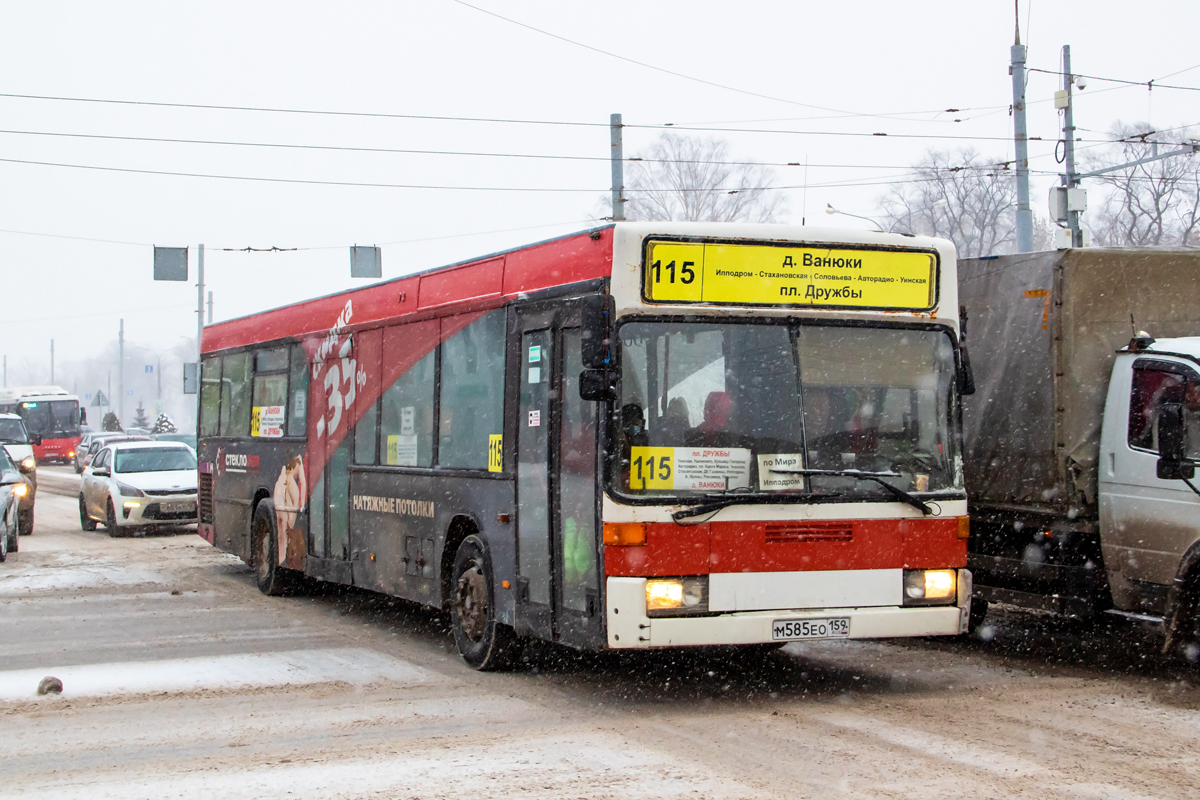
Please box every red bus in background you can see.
[0,386,82,464]
[197,222,973,670]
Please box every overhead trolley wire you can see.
[447,0,960,123]
[0,127,1054,172]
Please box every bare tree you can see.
[1085,123,1200,247]
[877,149,1016,258]
[619,133,787,223]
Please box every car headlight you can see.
[20,456,35,471]
[116,481,146,497]
[903,569,958,605]
[645,577,709,617]
[11,483,28,498]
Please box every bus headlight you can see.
[645,577,709,616]
[903,569,957,605]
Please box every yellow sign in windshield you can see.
[643,240,937,309]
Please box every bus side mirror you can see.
[579,369,616,402]
[1156,402,1195,480]
[581,294,615,370]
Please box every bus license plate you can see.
[772,617,850,641]
[160,501,196,514]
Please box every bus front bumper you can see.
[605,572,972,648]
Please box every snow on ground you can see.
[7,732,762,800]
[0,552,169,595]
[0,647,432,701]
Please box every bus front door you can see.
[514,306,602,648]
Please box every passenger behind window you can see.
[659,397,691,443]
[686,391,735,448]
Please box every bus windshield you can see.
[615,320,960,500]
[20,400,80,437]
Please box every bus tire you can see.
[79,496,97,531]
[253,500,288,597]
[18,507,32,535]
[451,535,516,671]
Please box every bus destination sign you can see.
[643,240,937,310]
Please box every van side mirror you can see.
[579,369,617,402]
[581,294,615,370]
[1156,402,1195,480]
[958,344,976,396]
[29,433,42,445]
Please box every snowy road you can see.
[1,469,1198,799]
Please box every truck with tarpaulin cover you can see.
[960,247,1200,660]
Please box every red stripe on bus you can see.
[603,517,967,577]
[201,228,612,354]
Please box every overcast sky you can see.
[2,0,1197,396]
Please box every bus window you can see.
[200,356,222,437]
[438,310,505,469]
[289,345,308,436]
[353,329,382,465]
[255,347,289,372]
[219,352,252,437]
[380,327,436,467]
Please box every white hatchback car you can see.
[80,441,198,536]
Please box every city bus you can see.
[0,386,83,464]
[197,222,973,669]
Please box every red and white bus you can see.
[197,223,973,669]
[0,386,83,464]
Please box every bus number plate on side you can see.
[772,617,850,641]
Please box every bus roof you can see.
[202,225,615,354]
[0,386,76,403]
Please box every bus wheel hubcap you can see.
[456,564,487,643]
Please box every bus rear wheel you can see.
[451,535,517,671]
[253,500,288,596]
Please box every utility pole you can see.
[50,339,55,385]
[1010,7,1033,252]
[1061,45,1083,247]
[118,319,125,426]
[197,244,205,362]
[3,355,6,388]
[610,113,625,221]
[207,290,213,324]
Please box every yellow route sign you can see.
[643,239,938,309]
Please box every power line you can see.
[0,91,609,129]
[1026,67,1200,92]
[0,127,1043,172]
[448,0,958,123]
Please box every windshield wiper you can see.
[671,491,840,522]
[769,468,934,516]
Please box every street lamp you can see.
[825,203,883,230]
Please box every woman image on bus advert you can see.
[273,455,307,568]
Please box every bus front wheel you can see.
[451,535,517,671]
